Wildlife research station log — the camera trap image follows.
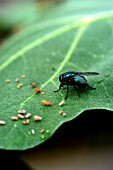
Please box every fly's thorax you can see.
[59,71,75,81]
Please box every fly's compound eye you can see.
[59,74,63,82]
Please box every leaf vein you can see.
[1,11,113,72]
[20,25,88,108]
[0,22,80,72]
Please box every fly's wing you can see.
[75,72,99,76]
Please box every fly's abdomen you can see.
[74,75,87,87]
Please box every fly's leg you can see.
[54,83,63,92]
[73,85,80,97]
[65,84,69,100]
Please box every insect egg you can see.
[0,120,6,125]
[42,100,53,106]
[22,75,26,78]
[15,78,19,83]
[5,79,11,83]
[58,100,65,106]
[31,82,36,88]
[11,116,18,121]
[34,115,42,121]
[25,113,31,118]
[35,88,41,93]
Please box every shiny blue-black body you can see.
[54,71,99,100]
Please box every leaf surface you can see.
[0,0,113,150]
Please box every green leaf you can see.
[0,0,113,150]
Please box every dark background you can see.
[0,109,113,170]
